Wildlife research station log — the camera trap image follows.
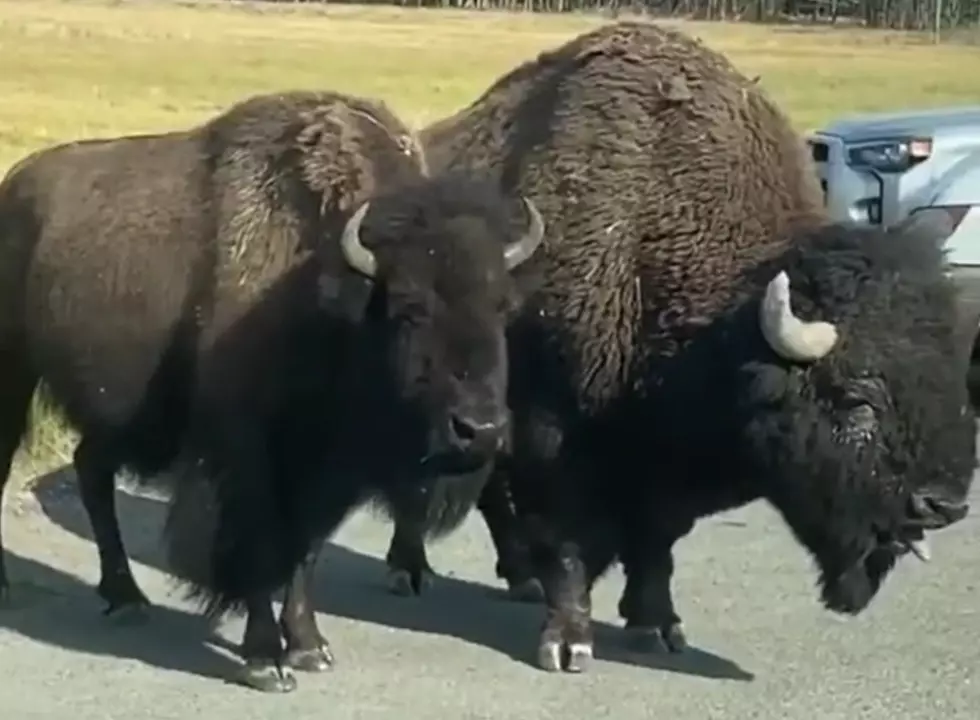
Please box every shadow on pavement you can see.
[0,550,241,684]
[14,467,754,684]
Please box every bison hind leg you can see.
[0,344,39,607]
[72,434,151,620]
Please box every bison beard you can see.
[392,20,976,673]
[0,89,545,694]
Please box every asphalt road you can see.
[2,462,978,720]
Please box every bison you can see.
[0,89,545,692]
[383,20,978,672]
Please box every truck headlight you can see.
[846,138,932,173]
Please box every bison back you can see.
[423,21,825,411]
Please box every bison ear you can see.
[317,270,375,323]
[501,281,531,320]
[738,360,792,406]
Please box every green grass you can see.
[3,0,980,479]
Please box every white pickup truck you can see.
[808,106,980,399]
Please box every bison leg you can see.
[239,592,297,693]
[73,437,150,620]
[535,531,616,674]
[279,539,334,673]
[619,518,693,653]
[619,546,687,652]
[383,482,438,596]
[0,348,38,607]
[476,468,542,602]
[385,518,436,597]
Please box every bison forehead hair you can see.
[361,172,526,288]
[740,218,976,615]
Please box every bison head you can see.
[333,181,544,476]
[742,260,975,616]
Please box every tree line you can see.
[271,0,980,33]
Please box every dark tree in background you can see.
[282,0,980,35]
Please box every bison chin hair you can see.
[764,470,904,616]
[373,462,493,540]
[761,458,904,616]
[741,374,915,616]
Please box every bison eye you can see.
[843,376,888,406]
[392,302,429,325]
[832,403,877,447]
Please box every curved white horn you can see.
[759,271,838,362]
[340,201,377,278]
[504,197,545,271]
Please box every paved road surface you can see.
[2,463,978,720]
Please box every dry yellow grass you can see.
[2,0,980,475]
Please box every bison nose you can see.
[448,413,503,455]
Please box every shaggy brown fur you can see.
[423,21,825,407]
[0,89,543,692]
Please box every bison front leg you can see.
[383,480,442,596]
[617,522,693,654]
[240,591,297,693]
[535,532,616,674]
[279,539,335,672]
[476,467,543,602]
[385,518,436,596]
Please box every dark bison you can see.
[0,89,545,691]
[384,20,977,671]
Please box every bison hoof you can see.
[103,601,151,626]
[240,660,298,693]
[506,577,544,603]
[625,622,687,654]
[387,568,434,597]
[537,640,594,673]
[286,645,335,673]
[99,578,151,625]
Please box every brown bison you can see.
[383,21,977,672]
[0,89,545,692]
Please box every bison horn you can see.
[504,197,546,271]
[340,201,377,278]
[759,271,838,362]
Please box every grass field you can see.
[3,0,980,478]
